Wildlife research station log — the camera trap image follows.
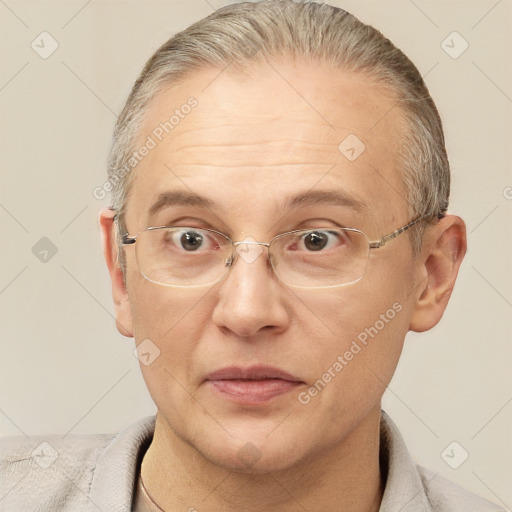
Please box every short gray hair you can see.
[108,0,449,256]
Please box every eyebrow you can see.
[148,191,215,217]
[285,190,368,212]
[147,189,367,218]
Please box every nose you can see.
[211,240,290,338]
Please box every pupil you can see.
[304,232,327,251]
[181,232,203,251]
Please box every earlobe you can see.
[98,208,134,338]
[409,215,467,333]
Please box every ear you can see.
[409,215,467,332]
[98,208,133,338]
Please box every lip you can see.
[206,365,304,405]
[207,365,302,382]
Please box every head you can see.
[100,0,466,473]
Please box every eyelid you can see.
[159,220,353,239]
[161,218,220,231]
[297,222,349,232]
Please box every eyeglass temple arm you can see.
[122,235,136,245]
[368,214,440,249]
[111,213,135,245]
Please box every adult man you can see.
[0,1,504,510]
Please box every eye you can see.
[169,229,207,251]
[299,230,344,251]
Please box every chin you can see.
[188,422,319,475]
[201,442,304,474]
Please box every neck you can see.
[141,406,383,512]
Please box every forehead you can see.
[125,58,410,230]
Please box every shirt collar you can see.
[379,410,434,512]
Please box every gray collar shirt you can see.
[0,411,504,511]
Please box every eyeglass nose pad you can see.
[235,240,265,264]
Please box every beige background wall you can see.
[1,0,511,508]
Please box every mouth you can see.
[206,365,304,405]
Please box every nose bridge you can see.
[228,238,271,269]
[232,240,270,249]
[213,237,289,337]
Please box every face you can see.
[120,59,422,472]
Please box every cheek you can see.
[129,272,209,336]
[128,279,222,425]
[293,293,407,436]
[294,257,410,341]
[128,275,216,378]
[295,286,408,371]
[291,256,413,408]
